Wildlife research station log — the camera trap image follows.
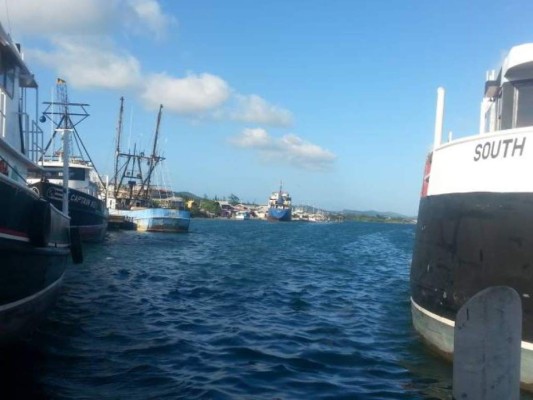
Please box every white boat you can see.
[28,158,108,242]
[27,83,108,242]
[0,23,77,344]
[235,210,250,220]
[410,43,533,389]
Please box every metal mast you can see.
[55,78,71,214]
[144,104,163,198]
[113,96,124,199]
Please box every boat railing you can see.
[23,114,44,163]
[0,91,5,143]
[40,155,92,166]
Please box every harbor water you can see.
[2,220,530,399]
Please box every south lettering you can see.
[473,137,526,161]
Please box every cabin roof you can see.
[502,43,533,81]
[0,23,37,88]
[41,161,93,169]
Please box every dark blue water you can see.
[0,220,505,399]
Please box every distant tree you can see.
[228,193,240,206]
[201,199,221,216]
[189,202,201,217]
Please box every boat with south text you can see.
[410,43,533,390]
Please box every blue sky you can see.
[2,0,533,215]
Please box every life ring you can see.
[28,199,51,247]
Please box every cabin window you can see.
[0,51,16,99]
[0,91,5,138]
[0,52,4,97]
[44,167,86,181]
[69,168,86,181]
[500,83,514,130]
[3,65,15,98]
[515,81,533,128]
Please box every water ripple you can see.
[0,220,505,399]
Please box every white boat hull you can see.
[411,299,533,390]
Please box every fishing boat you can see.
[0,23,79,344]
[108,98,190,233]
[267,183,292,222]
[410,43,533,388]
[27,80,108,242]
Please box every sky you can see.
[2,0,533,216]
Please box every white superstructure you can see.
[426,43,533,197]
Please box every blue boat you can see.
[124,200,190,233]
[108,99,191,232]
[267,184,292,222]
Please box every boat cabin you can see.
[482,43,533,133]
[156,196,186,210]
[28,161,99,197]
[0,23,42,183]
[268,191,292,209]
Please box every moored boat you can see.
[27,80,108,242]
[126,206,190,232]
[410,43,533,389]
[29,161,108,242]
[0,23,77,344]
[267,183,292,222]
[235,210,250,220]
[108,99,190,232]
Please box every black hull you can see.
[30,181,108,242]
[0,176,70,344]
[0,241,68,344]
[410,192,533,342]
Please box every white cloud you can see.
[231,94,293,127]
[230,128,336,171]
[0,0,115,36]
[30,38,142,90]
[0,0,173,39]
[3,1,291,124]
[129,0,175,40]
[229,128,272,148]
[140,73,231,113]
[0,0,170,91]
